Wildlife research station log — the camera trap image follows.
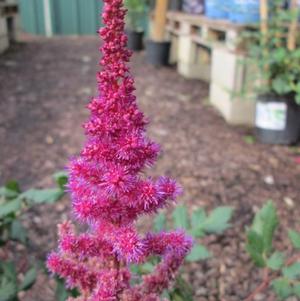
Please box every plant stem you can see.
[244,268,270,301]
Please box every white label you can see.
[255,102,287,130]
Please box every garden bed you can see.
[0,36,299,301]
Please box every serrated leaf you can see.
[53,172,68,190]
[272,278,292,300]
[172,206,189,230]
[246,230,265,267]
[186,244,211,262]
[190,208,206,238]
[19,189,64,205]
[288,230,300,250]
[0,199,22,218]
[153,213,166,232]
[283,263,300,280]
[10,220,27,244]
[20,267,37,291]
[267,252,285,271]
[202,207,233,234]
[252,201,278,255]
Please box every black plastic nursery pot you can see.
[169,0,182,11]
[255,94,300,145]
[145,40,171,67]
[126,29,144,51]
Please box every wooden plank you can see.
[287,0,299,50]
[259,0,268,34]
[152,0,168,41]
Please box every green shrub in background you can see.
[131,205,234,301]
[0,172,67,301]
[246,201,300,300]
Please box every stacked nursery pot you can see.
[125,0,147,51]
[229,0,260,24]
[248,1,300,145]
[182,0,205,14]
[146,0,171,66]
[205,0,229,19]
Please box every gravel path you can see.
[0,36,299,301]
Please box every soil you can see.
[0,36,299,301]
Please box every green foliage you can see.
[132,204,234,301]
[124,0,147,31]
[0,262,37,301]
[246,200,300,300]
[246,0,300,105]
[0,173,67,245]
[55,278,79,301]
[0,172,67,301]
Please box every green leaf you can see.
[293,283,300,297]
[252,201,278,254]
[153,213,166,232]
[10,220,27,244]
[246,230,265,267]
[272,278,292,300]
[169,276,194,301]
[19,267,37,291]
[19,189,64,205]
[190,208,206,237]
[139,262,155,274]
[53,172,68,190]
[272,77,292,95]
[0,199,22,218]
[0,262,18,301]
[5,181,21,194]
[172,206,189,230]
[283,263,300,280]
[288,230,300,250]
[0,282,18,301]
[186,244,211,262]
[55,278,70,301]
[0,187,19,200]
[267,252,285,271]
[202,207,234,234]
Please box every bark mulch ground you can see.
[0,36,300,301]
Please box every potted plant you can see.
[124,0,147,51]
[146,0,171,66]
[247,0,300,144]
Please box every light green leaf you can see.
[19,189,64,205]
[288,230,300,250]
[190,208,206,237]
[186,244,211,262]
[20,267,37,291]
[293,283,300,297]
[0,199,22,218]
[55,278,70,301]
[272,278,292,300]
[283,263,300,280]
[252,201,278,254]
[0,282,18,301]
[0,261,18,300]
[246,230,265,268]
[153,213,166,232]
[267,252,285,271]
[172,206,189,230]
[202,207,234,234]
[53,172,68,190]
[10,220,27,244]
[140,262,155,273]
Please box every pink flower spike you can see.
[47,0,191,299]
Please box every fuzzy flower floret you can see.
[47,0,192,300]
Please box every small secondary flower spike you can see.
[47,0,192,300]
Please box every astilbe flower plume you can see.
[47,0,192,300]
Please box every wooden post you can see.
[287,0,298,50]
[152,0,168,42]
[260,0,268,34]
